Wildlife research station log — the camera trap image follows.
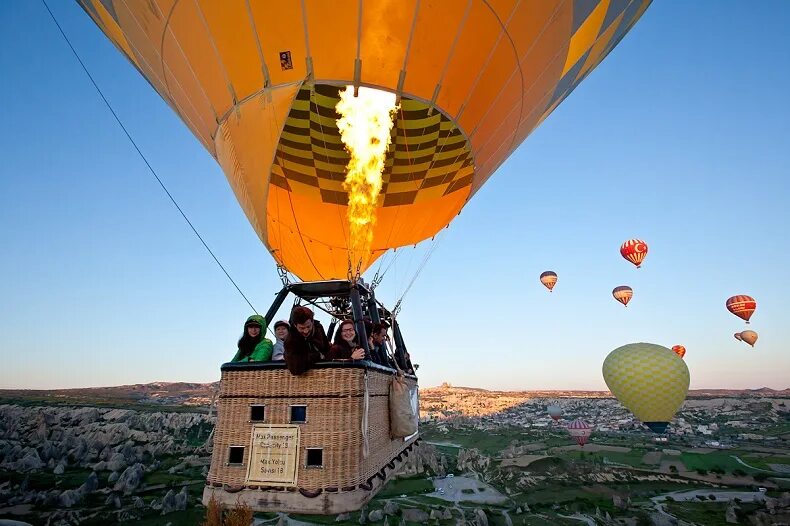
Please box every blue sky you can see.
[1,1,788,391]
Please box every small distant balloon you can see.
[547,405,562,421]
[620,239,648,268]
[672,345,686,359]
[740,330,758,347]
[726,295,757,324]
[540,271,558,292]
[566,419,593,446]
[612,286,633,307]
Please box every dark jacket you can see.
[284,320,329,375]
[328,333,361,360]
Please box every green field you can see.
[680,452,758,474]
[421,426,523,455]
[560,448,649,468]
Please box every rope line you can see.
[42,0,258,313]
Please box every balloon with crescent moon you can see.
[566,419,593,447]
[620,239,648,268]
[726,295,757,324]
[612,286,633,307]
[540,271,558,292]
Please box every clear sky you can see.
[1,1,788,391]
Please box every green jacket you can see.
[231,315,274,362]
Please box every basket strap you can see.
[362,371,370,459]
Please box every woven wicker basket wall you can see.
[207,364,418,492]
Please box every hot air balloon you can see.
[734,332,743,341]
[671,345,686,359]
[540,271,558,292]
[75,0,652,514]
[620,239,648,268]
[76,1,652,281]
[602,343,690,434]
[547,404,562,421]
[726,295,757,324]
[740,330,758,347]
[567,419,593,447]
[612,286,633,307]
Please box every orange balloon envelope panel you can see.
[76,0,652,280]
[726,295,757,324]
[566,419,593,446]
[612,285,633,307]
[740,330,758,347]
[540,271,558,292]
[620,239,648,268]
[671,345,686,359]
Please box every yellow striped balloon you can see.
[602,343,690,433]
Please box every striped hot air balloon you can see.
[726,295,757,323]
[566,419,593,447]
[612,286,633,307]
[620,239,648,268]
[740,330,758,347]
[540,271,558,292]
[671,345,686,359]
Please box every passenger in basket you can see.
[370,322,396,368]
[271,320,289,361]
[230,315,273,362]
[327,319,365,361]
[284,306,330,375]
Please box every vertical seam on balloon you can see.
[300,0,312,71]
[111,0,211,153]
[466,0,566,141]
[159,0,220,140]
[430,0,473,107]
[118,0,213,139]
[399,0,420,84]
[243,0,272,89]
[192,0,237,106]
[456,0,521,124]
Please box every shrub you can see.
[202,494,222,526]
[224,499,253,526]
[754,473,769,482]
[696,469,708,475]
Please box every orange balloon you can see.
[726,295,757,323]
[540,271,558,292]
[612,286,633,307]
[671,345,686,359]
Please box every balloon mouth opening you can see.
[644,422,669,434]
[273,83,474,209]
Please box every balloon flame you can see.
[336,86,398,271]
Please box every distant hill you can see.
[0,381,219,409]
[1,381,787,409]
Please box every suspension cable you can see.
[42,0,258,314]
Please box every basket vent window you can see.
[250,405,265,421]
[290,405,307,423]
[306,448,323,467]
[228,446,245,465]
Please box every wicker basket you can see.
[203,361,419,514]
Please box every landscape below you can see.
[1,382,788,525]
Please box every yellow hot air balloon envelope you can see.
[77,0,651,280]
[602,343,690,433]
